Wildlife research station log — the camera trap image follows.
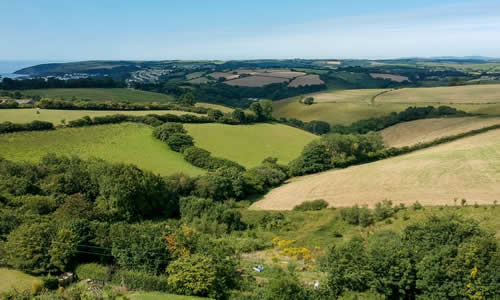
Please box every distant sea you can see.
[0,60,66,78]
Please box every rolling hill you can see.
[21,88,174,103]
[381,116,500,147]
[254,128,500,210]
[0,123,204,176]
[0,109,201,124]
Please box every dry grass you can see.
[381,116,500,147]
[288,75,324,87]
[195,102,233,113]
[254,129,500,210]
[370,73,409,82]
[312,89,387,103]
[224,75,289,87]
[377,84,500,104]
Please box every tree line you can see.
[0,77,125,90]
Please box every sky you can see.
[1,0,499,62]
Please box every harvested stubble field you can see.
[224,75,289,87]
[254,129,500,210]
[288,74,324,87]
[184,123,318,168]
[369,73,409,82]
[311,89,387,103]
[257,71,306,79]
[0,109,201,124]
[0,123,204,176]
[377,84,500,104]
[381,116,500,147]
[207,72,240,80]
[21,88,174,103]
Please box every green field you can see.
[273,84,500,125]
[0,109,200,124]
[0,123,204,176]
[185,123,318,168]
[20,88,174,103]
[0,268,39,294]
[128,291,208,300]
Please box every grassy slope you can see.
[381,116,500,147]
[377,84,500,104]
[184,123,318,168]
[0,109,200,124]
[195,102,233,113]
[128,292,207,300]
[0,123,204,176]
[273,85,500,126]
[21,88,174,103]
[254,129,500,210]
[0,268,39,294]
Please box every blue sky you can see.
[1,0,499,61]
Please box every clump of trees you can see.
[331,105,469,134]
[0,120,54,134]
[0,77,125,90]
[321,215,500,299]
[289,132,384,176]
[293,199,328,211]
[279,117,330,135]
[302,97,314,105]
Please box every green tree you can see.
[166,133,194,152]
[177,92,196,106]
[152,122,186,142]
[167,254,217,297]
[49,228,80,271]
[303,97,314,105]
[231,108,246,123]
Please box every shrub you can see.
[166,133,194,152]
[111,269,169,292]
[293,199,328,211]
[373,200,395,221]
[0,120,54,134]
[31,279,44,295]
[42,276,59,290]
[167,254,217,297]
[279,247,313,262]
[75,263,109,281]
[340,205,374,227]
[152,122,186,142]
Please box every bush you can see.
[111,269,169,292]
[75,263,110,281]
[152,122,186,142]
[340,205,374,227]
[293,199,328,211]
[0,120,54,134]
[167,254,217,297]
[166,133,194,152]
[31,279,44,295]
[42,275,59,290]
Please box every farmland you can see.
[369,73,409,82]
[184,123,318,168]
[254,128,500,210]
[195,102,234,113]
[224,75,289,87]
[0,123,204,176]
[20,88,174,103]
[0,109,201,124]
[288,75,324,87]
[381,116,500,147]
[273,84,500,126]
[376,84,500,104]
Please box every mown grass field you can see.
[184,123,318,168]
[273,84,500,125]
[0,123,204,176]
[381,116,500,147]
[377,84,500,104]
[254,128,500,210]
[21,88,174,103]
[0,109,201,124]
[0,268,39,294]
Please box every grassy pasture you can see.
[254,129,500,210]
[20,88,174,103]
[381,116,500,147]
[0,109,201,124]
[0,268,39,294]
[377,84,500,104]
[0,123,204,176]
[195,102,234,113]
[312,89,387,103]
[184,123,318,168]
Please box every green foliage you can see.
[0,120,54,134]
[12,195,57,215]
[152,122,186,142]
[180,197,245,232]
[95,163,178,221]
[322,215,500,299]
[289,132,384,176]
[5,221,56,274]
[167,133,194,152]
[49,228,80,271]
[303,97,314,105]
[194,167,246,201]
[243,162,288,194]
[110,222,171,274]
[293,199,328,211]
[75,263,110,281]
[340,205,374,227]
[112,269,170,292]
[167,254,217,297]
[177,92,196,106]
[183,146,245,172]
[260,271,309,300]
[41,275,59,290]
[53,193,95,221]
